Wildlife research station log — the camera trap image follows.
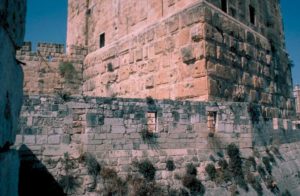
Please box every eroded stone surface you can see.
[16,95,300,195]
[64,0,295,117]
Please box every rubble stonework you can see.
[16,95,300,195]
[15,0,300,195]
[0,0,26,195]
[66,0,294,118]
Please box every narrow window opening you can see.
[229,8,236,17]
[147,112,157,133]
[221,0,227,13]
[207,111,217,137]
[99,33,105,48]
[249,5,255,25]
[47,55,53,62]
[86,8,91,16]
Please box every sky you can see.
[25,0,300,85]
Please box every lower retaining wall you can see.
[15,95,300,195]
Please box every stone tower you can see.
[295,85,300,117]
[67,0,294,118]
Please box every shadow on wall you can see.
[18,144,66,196]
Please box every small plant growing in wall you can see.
[245,172,263,196]
[181,163,205,195]
[58,152,80,194]
[100,167,128,195]
[248,103,261,124]
[226,143,248,191]
[81,152,101,177]
[186,163,197,176]
[262,156,272,174]
[59,174,79,195]
[136,160,156,181]
[140,128,157,144]
[166,160,176,171]
[59,92,71,102]
[59,62,78,82]
[205,163,217,180]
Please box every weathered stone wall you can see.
[203,2,294,119]
[294,85,300,118]
[83,3,208,100]
[17,42,86,96]
[82,1,294,118]
[67,0,203,53]
[67,0,286,54]
[0,0,26,195]
[16,95,300,195]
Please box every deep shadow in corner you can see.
[18,144,66,196]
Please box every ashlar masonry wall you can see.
[16,95,300,195]
[83,1,294,118]
[16,42,86,96]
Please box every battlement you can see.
[17,41,87,60]
[16,41,86,96]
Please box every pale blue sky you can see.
[25,0,300,85]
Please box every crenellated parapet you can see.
[16,42,87,96]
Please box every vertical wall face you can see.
[295,86,300,117]
[67,0,286,53]
[0,0,26,196]
[0,0,26,149]
[80,0,294,117]
[17,42,85,96]
[203,0,294,118]
[67,0,206,53]
[83,3,209,100]
[66,0,88,53]
[205,0,286,49]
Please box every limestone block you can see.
[191,24,204,42]
[176,28,190,47]
[165,37,175,52]
[23,135,35,144]
[154,40,165,55]
[176,77,208,99]
[145,76,154,89]
[181,45,195,64]
[156,68,176,85]
[156,87,170,99]
[192,60,206,78]
[47,135,61,144]
[167,15,179,33]
[0,150,19,196]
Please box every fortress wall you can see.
[16,42,86,96]
[202,3,294,119]
[295,86,300,118]
[67,0,286,54]
[83,1,294,117]
[0,0,26,195]
[16,95,300,195]
[83,2,209,101]
[67,0,204,52]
